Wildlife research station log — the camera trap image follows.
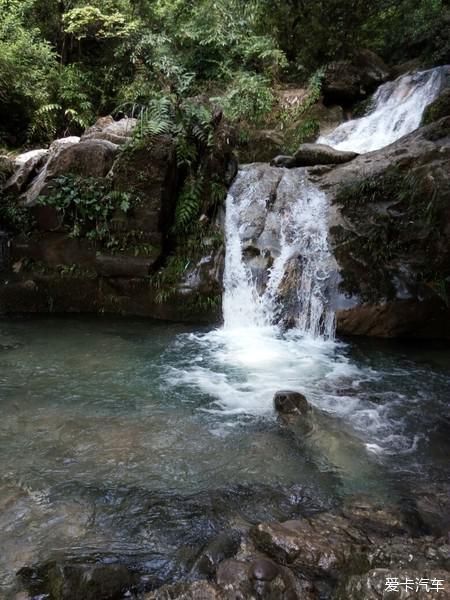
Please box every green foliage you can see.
[37,175,136,245]
[216,72,275,125]
[0,0,448,146]
[0,195,36,234]
[174,175,204,233]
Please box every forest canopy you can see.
[0,0,448,145]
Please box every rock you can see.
[112,134,177,248]
[191,531,241,578]
[21,136,80,205]
[251,513,368,578]
[249,557,280,581]
[4,149,48,194]
[16,137,115,207]
[270,155,297,168]
[0,154,15,187]
[238,129,285,163]
[342,497,409,536]
[322,49,390,106]
[82,116,137,145]
[422,88,450,125]
[271,144,358,168]
[335,568,450,600]
[11,233,96,269]
[95,254,158,278]
[273,391,309,415]
[46,138,118,179]
[145,580,223,599]
[18,560,138,600]
[318,116,450,339]
[293,143,358,166]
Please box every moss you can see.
[421,89,450,125]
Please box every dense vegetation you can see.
[0,0,448,147]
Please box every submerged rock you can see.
[273,391,310,415]
[18,560,138,600]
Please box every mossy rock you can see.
[421,88,450,125]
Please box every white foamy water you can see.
[318,67,446,153]
[223,168,335,337]
[166,66,446,458]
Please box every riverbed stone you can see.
[251,513,368,578]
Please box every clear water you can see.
[1,317,450,594]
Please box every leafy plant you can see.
[37,175,137,246]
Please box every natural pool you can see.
[1,316,449,596]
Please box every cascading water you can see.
[166,66,446,455]
[223,168,336,338]
[318,67,446,153]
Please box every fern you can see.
[174,175,204,233]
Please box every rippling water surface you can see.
[1,316,449,594]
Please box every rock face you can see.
[0,112,233,323]
[271,143,358,168]
[315,116,450,339]
[322,49,390,106]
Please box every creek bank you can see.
[16,495,450,599]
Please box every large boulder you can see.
[314,116,450,339]
[322,50,390,106]
[4,149,48,194]
[82,116,137,145]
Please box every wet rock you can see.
[322,50,390,106]
[422,88,450,125]
[342,496,409,536]
[251,513,368,578]
[270,155,297,168]
[413,484,450,536]
[271,144,358,169]
[273,391,310,416]
[145,580,223,599]
[18,560,138,600]
[192,531,241,578]
[293,144,358,167]
[249,558,280,582]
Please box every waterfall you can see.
[222,67,446,338]
[318,67,446,153]
[223,168,336,338]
